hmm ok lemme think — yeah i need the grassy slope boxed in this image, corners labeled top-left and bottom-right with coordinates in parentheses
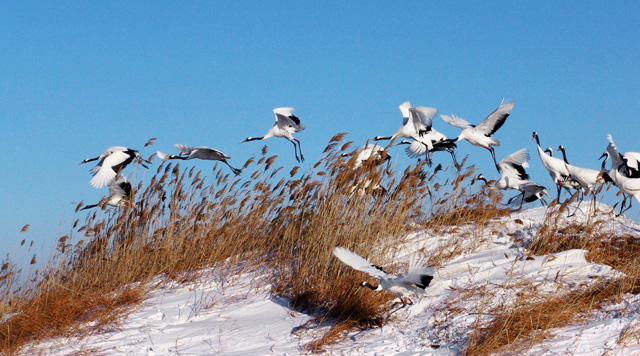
top-left (2, 135), bottom-right (640, 355)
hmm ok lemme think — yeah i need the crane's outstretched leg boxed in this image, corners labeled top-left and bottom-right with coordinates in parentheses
top-left (289, 140), bottom-right (301, 163)
top-left (223, 160), bottom-right (242, 175)
top-left (488, 147), bottom-right (501, 173)
top-left (295, 138), bottom-right (304, 163)
top-left (448, 149), bottom-right (461, 170)
top-left (618, 194), bottom-right (632, 217)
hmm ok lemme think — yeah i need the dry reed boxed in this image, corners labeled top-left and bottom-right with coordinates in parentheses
top-left (0, 134), bottom-right (512, 354)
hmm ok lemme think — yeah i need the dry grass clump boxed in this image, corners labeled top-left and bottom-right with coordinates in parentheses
top-left (464, 280), bottom-right (620, 356)
top-left (463, 200), bottom-right (640, 355)
top-left (0, 134), bottom-right (506, 354)
top-left (424, 166), bottom-right (508, 229)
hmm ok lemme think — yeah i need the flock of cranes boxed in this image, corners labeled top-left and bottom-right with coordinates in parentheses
top-left (76, 100), bottom-right (640, 308)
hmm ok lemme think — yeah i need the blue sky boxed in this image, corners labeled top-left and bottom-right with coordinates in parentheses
top-left (2, 1), bottom-right (639, 264)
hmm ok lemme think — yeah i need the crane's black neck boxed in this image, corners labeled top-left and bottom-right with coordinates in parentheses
top-left (599, 152), bottom-right (609, 170)
top-left (558, 146), bottom-right (569, 164)
top-left (244, 136), bottom-right (264, 142)
top-left (361, 282), bottom-right (378, 290)
top-left (533, 132), bottom-right (541, 147)
top-left (82, 157), bottom-right (100, 164)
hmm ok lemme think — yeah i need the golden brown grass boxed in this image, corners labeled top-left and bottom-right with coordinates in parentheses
top-left (463, 202), bottom-right (640, 355)
top-left (0, 134), bottom-right (512, 354)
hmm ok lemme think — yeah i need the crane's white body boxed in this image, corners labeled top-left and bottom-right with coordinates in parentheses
top-left (495, 148), bottom-right (531, 191)
top-left (81, 146), bottom-right (140, 188)
top-left (105, 176), bottom-right (131, 207)
top-left (400, 128), bottom-right (454, 157)
top-left (375, 102), bottom-right (438, 143)
top-left (532, 132), bottom-right (579, 199)
top-left (352, 143), bottom-right (388, 169)
top-left (242, 107), bottom-right (305, 162)
top-left (507, 182), bottom-right (549, 210)
top-left (82, 176), bottom-right (132, 210)
top-left (441, 100), bottom-right (514, 172)
top-left (333, 247), bottom-right (434, 304)
top-left (157, 144), bottom-right (241, 175)
top-left (606, 134), bottom-right (640, 178)
top-left (342, 143), bottom-right (390, 196)
top-left (556, 146), bottom-right (603, 194)
top-left (263, 107), bottom-right (305, 141)
top-left (604, 135), bottom-right (640, 205)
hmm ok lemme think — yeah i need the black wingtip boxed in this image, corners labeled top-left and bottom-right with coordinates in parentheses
top-left (415, 274), bottom-right (434, 290)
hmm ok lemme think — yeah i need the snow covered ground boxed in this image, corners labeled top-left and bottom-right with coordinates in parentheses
top-left (26, 203), bottom-right (640, 355)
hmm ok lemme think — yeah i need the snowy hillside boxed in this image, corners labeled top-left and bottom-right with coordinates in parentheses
top-left (26, 203), bottom-right (640, 355)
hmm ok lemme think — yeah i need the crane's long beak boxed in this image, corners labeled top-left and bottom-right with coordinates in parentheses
top-left (79, 157), bottom-right (98, 165)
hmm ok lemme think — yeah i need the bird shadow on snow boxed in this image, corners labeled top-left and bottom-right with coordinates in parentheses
top-left (267, 295), bottom-right (335, 335)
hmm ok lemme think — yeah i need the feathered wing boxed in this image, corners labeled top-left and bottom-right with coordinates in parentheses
top-left (441, 114), bottom-right (473, 130)
top-left (623, 152), bottom-right (640, 173)
top-left (521, 182), bottom-right (549, 201)
top-left (191, 147), bottom-right (230, 161)
top-left (475, 100), bottom-right (515, 136)
top-left (273, 107), bottom-right (304, 132)
top-left (606, 134), bottom-right (626, 165)
top-left (500, 148), bottom-right (530, 180)
top-left (275, 113), bottom-right (304, 132)
top-left (401, 269), bottom-right (435, 290)
top-left (404, 139), bottom-right (431, 158)
top-left (500, 148), bottom-right (529, 168)
top-left (273, 107), bottom-right (295, 121)
top-left (175, 144), bottom-right (197, 156)
top-left (408, 106), bottom-right (437, 133)
top-left (355, 144), bottom-right (385, 165)
top-left (108, 177), bottom-right (131, 198)
top-left (402, 254), bottom-right (435, 289)
top-left (507, 192), bottom-right (524, 207)
top-left (399, 101), bottom-right (411, 125)
top-left (156, 151), bottom-right (171, 161)
top-left (333, 247), bottom-right (389, 280)
top-left (89, 150), bottom-right (131, 188)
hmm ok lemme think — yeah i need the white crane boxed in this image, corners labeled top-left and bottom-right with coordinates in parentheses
top-left (342, 143), bottom-right (390, 169)
top-left (80, 147), bottom-right (144, 188)
top-left (332, 247), bottom-right (434, 308)
top-left (604, 134), bottom-right (640, 178)
top-left (81, 176), bottom-right (132, 210)
top-left (157, 144), bottom-right (242, 175)
top-left (556, 145), bottom-right (605, 215)
top-left (374, 103), bottom-right (439, 146)
top-left (440, 100), bottom-right (515, 173)
top-left (494, 148), bottom-right (531, 191)
top-left (507, 182), bottom-right (549, 211)
top-left (346, 143), bottom-right (390, 192)
top-left (398, 134), bottom-right (459, 168)
top-left (241, 107), bottom-right (305, 163)
top-left (341, 143), bottom-right (390, 196)
top-left (556, 145), bottom-right (604, 195)
top-left (601, 135), bottom-right (640, 216)
top-left (471, 149), bottom-right (530, 190)
top-left (470, 148), bottom-right (547, 211)
top-left (531, 132), bottom-right (579, 202)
